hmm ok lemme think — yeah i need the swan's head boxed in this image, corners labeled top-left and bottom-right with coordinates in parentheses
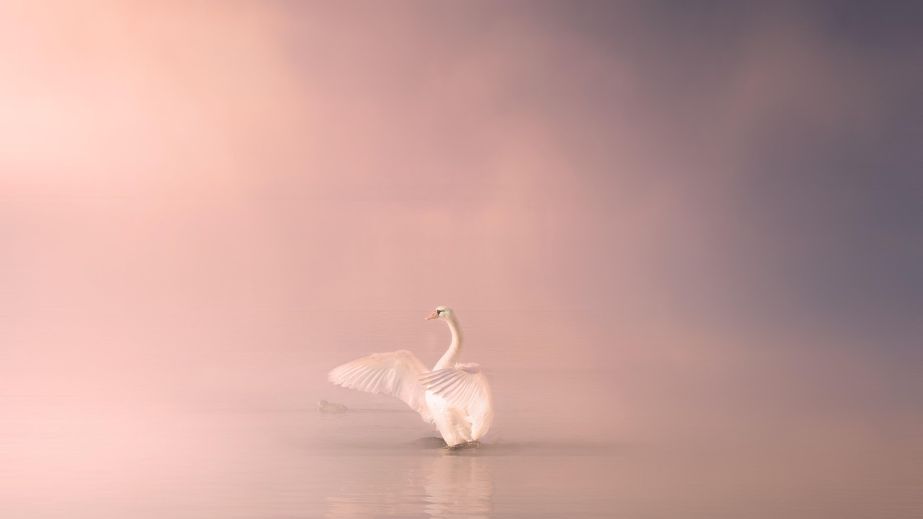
top-left (425, 306), bottom-right (452, 321)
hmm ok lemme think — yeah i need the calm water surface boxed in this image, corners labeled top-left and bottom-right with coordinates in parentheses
top-left (1, 379), bottom-right (919, 518)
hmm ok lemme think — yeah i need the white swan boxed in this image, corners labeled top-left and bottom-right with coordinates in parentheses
top-left (328, 306), bottom-right (493, 448)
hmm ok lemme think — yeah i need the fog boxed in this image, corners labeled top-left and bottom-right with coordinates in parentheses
top-left (1, 1), bottom-right (920, 517)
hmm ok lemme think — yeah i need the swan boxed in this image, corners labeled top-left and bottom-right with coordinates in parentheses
top-left (328, 306), bottom-right (493, 448)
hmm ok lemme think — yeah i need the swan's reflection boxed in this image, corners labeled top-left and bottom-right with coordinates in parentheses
top-left (423, 453), bottom-right (492, 518)
top-left (325, 450), bottom-right (492, 518)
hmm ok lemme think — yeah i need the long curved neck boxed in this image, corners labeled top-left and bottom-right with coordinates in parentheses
top-left (433, 317), bottom-right (462, 370)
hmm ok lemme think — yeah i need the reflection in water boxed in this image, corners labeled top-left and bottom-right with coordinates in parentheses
top-left (423, 453), bottom-right (492, 519)
top-left (325, 451), bottom-right (492, 518)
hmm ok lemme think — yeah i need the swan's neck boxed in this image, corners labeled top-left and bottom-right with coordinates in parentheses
top-left (433, 317), bottom-right (462, 370)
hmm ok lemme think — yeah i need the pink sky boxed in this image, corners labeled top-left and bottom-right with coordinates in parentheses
top-left (1, 1), bottom-right (920, 442)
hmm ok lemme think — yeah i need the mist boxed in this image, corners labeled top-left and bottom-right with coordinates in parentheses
top-left (1, 1), bottom-right (920, 517)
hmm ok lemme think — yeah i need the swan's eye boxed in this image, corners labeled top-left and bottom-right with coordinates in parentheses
top-left (436, 309), bottom-right (443, 315)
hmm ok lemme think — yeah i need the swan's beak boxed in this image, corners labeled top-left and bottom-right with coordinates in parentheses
top-left (425, 310), bottom-right (439, 320)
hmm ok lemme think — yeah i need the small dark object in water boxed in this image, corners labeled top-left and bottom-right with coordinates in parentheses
top-left (317, 399), bottom-right (348, 414)
top-left (446, 440), bottom-right (480, 450)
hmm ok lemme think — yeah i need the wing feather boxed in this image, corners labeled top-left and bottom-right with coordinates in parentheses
top-left (419, 362), bottom-right (493, 438)
top-left (328, 350), bottom-right (432, 423)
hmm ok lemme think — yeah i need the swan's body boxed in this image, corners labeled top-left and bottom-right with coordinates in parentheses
top-left (327, 306), bottom-right (493, 447)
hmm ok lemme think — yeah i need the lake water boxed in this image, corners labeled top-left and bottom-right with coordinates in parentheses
top-left (2, 371), bottom-right (919, 519)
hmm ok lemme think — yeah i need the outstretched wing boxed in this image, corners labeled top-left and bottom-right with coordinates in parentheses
top-left (420, 362), bottom-right (493, 438)
top-left (328, 350), bottom-right (432, 423)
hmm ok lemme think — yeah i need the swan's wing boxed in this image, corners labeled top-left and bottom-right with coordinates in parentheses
top-left (328, 350), bottom-right (432, 423)
top-left (420, 363), bottom-right (493, 438)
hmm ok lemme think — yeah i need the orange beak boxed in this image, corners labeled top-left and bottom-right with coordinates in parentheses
top-left (425, 310), bottom-right (439, 320)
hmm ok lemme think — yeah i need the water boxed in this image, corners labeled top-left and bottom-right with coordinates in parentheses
top-left (2, 376), bottom-right (919, 519)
